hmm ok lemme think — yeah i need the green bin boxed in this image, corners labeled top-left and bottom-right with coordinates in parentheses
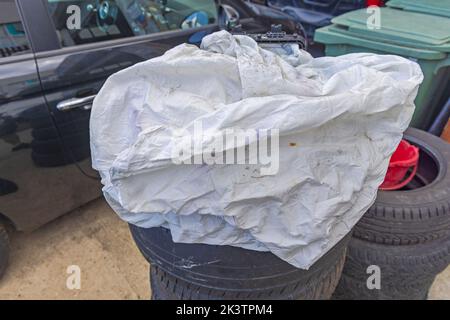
top-left (387, 0), bottom-right (450, 18)
top-left (314, 7), bottom-right (450, 129)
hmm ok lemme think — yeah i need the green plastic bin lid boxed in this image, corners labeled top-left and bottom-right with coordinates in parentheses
top-left (330, 7), bottom-right (450, 53)
top-left (314, 24), bottom-right (448, 60)
top-left (387, 0), bottom-right (450, 18)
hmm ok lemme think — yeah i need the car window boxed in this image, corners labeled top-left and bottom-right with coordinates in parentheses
top-left (0, 0), bottom-right (31, 58)
top-left (45, 0), bottom-right (218, 47)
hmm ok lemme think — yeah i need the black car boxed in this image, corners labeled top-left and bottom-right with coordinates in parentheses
top-left (0, 0), bottom-right (300, 278)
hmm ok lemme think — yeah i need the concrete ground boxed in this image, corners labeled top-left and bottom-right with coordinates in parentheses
top-left (0, 198), bottom-right (449, 300)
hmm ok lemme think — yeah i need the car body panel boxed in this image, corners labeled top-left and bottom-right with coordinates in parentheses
top-left (0, 53), bottom-right (102, 231)
top-left (0, 0), bottom-right (299, 231)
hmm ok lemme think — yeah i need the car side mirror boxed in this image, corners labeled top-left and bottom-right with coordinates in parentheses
top-left (219, 4), bottom-right (240, 31)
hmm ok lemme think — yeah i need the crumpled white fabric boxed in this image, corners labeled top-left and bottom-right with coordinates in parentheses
top-left (90, 30), bottom-right (423, 269)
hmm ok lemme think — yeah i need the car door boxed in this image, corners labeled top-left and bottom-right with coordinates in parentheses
top-left (0, 0), bottom-right (102, 231)
top-left (23, 0), bottom-right (297, 180)
top-left (21, 0), bottom-right (219, 179)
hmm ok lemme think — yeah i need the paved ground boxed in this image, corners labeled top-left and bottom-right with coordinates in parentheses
top-left (0, 199), bottom-right (149, 300)
top-left (0, 198), bottom-right (449, 300)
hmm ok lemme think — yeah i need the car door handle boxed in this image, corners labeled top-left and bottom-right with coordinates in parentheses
top-left (56, 95), bottom-right (96, 112)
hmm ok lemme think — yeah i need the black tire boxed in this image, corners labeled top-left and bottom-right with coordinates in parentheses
top-left (130, 225), bottom-right (351, 300)
top-left (0, 222), bottom-right (10, 279)
top-left (332, 235), bottom-right (450, 300)
top-left (333, 273), bottom-right (434, 300)
top-left (353, 128), bottom-right (450, 246)
top-left (150, 251), bottom-right (346, 300)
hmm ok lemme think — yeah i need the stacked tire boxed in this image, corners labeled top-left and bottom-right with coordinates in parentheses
top-left (130, 225), bottom-right (351, 300)
top-left (333, 128), bottom-right (450, 300)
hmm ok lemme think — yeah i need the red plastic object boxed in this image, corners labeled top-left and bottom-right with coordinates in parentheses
top-left (379, 140), bottom-right (420, 191)
top-left (366, 0), bottom-right (383, 7)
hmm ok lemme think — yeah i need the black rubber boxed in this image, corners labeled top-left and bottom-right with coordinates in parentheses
top-left (333, 272), bottom-right (435, 300)
top-left (130, 225), bottom-right (351, 300)
top-left (353, 128), bottom-right (450, 246)
top-left (332, 235), bottom-right (450, 300)
top-left (150, 250), bottom-right (346, 300)
top-left (0, 222), bottom-right (10, 279)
